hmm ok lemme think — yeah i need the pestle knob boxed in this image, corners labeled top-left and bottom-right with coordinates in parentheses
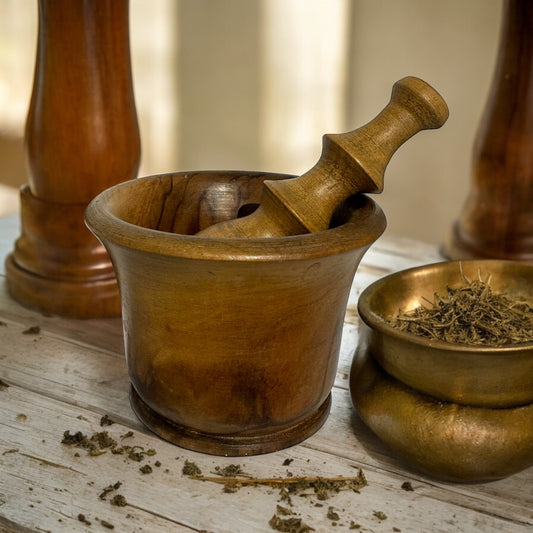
top-left (197, 76), bottom-right (449, 239)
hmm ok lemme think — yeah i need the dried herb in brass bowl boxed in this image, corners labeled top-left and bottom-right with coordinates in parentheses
top-left (356, 260), bottom-right (533, 408)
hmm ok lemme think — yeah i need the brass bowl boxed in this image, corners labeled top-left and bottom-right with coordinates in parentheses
top-left (350, 350), bottom-right (533, 482)
top-left (357, 260), bottom-right (533, 408)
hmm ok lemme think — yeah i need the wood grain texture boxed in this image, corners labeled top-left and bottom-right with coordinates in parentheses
top-left (445, 0), bottom-right (533, 262)
top-left (5, 0), bottom-right (140, 318)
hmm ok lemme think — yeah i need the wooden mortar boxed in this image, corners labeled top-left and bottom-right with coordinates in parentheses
top-left (85, 171), bottom-right (386, 455)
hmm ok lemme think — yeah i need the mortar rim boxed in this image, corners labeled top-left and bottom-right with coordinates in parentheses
top-left (85, 171), bottom-right (387, 262)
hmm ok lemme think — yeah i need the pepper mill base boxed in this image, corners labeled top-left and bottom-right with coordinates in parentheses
top-left (5, 254), bottom-right (121, 319)
top-left (443, 221), bottom-right (533, 264)
top-left (5, 186), bottom-right (121, 318)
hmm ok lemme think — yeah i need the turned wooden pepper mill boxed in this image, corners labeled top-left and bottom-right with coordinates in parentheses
top-left (198, 76), bottom-right (449, 239)
top-left (444, 0), bottom-right (533, 263)
top-left (5, 0), bottom-right (140, 318)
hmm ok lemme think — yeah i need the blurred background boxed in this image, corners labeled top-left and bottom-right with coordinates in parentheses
top-left (0, 0), bottom-right (501, 244)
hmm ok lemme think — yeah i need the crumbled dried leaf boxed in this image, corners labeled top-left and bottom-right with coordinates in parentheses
top-left (127, 449), bottom-right (144, 462)
top-left (223, 481), bottom-right (241, 494)
top-left (77, 514), bottom-right (91, 525)
top-left (182, 460), bottom-right (202, 477)
top-left (327, 507), bottom-right (340, 521)
top-left (269, 515), bottom-right (315, 532)
top-left (276, 505), bottom-right (294, 516)
top-left (401, 481), bottom-right (414, 492)
top-left (214, 464), bottom-right (247, 477)
top-left (99, 482), bottom-right (122, 500)
top-left (61, 430), bottom-right (155, 463)
top-left (22, 326), bottom-right (40, 335)
top-left (139, 464), bottom-right (153, 474)
top-left (100, 414), bottom-right (115, 426)
top-left (373, 510), bottom-right (387, 520)
top-left (110, 494), bottom-right (127, 507)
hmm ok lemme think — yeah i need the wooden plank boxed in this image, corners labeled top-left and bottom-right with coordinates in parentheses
top-left (2, 383), bottom-right (531, 533)
top-left (1, 217), bottom-right (532, 531)
top-left (0, 315), bottom-right (135, 428)
top-left (0, 314), bottom-right (531, 530)
top-left (0, 282), bottom-right (125, 356)
top-left (362, 234), bottom-right (445, 273)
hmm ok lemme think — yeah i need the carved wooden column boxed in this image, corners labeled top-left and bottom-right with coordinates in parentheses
top-left (5, 0), bottom-right (140, 317)
top-left (444, 0), bottom-right (533, 263)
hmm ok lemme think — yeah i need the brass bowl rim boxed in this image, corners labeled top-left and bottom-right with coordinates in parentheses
top-left (85, 171), bottom-right (386, 262)
top-left (358, 259), bottom-right (533, 355)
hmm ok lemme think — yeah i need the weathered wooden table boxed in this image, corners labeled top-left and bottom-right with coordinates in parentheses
top-left (1, 214), bottom-right (531, 532)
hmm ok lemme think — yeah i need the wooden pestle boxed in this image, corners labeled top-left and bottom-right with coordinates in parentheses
top-left (197, 76), bottom-right (449, 238)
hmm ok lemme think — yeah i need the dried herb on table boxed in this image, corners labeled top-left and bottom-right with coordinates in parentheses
top-left (401, 481), bottom-right (414, 492)
top-left (22, 325), bottom-right (41, 335)
top-left (187, 470), bottom-right (368, 501)
top-left (390, 276), bottom-right (533, 345)
top-left (77, 514), bottom-right (91, 526)
top-left (276, 505), bottom-right (294, 516)
top-left (326, 506), bottom-right (340, 521)
top-left (373, 510), bottom-right (387, 521)
top-left (61, 429), bottom-right (156, 461)
top-left (99, 482), bottom-right (122, 500)
top-left (110, 494), bottom-right (127, 507)
top-left (139, 464), bottom-right (153, 474)
top-left (269, 515), bottom-right (315, 532)
top-left (182, 459), bottom-right (202, 477)
top-left (100, 414), bottom-right (115, 426)
top-left (213, 464), bottom-right (249, 477)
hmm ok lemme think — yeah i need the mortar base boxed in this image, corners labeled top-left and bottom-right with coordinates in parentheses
top-left (130, 386), bottom-right (331, 456)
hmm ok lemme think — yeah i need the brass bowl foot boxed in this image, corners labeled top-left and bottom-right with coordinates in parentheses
top-left (350, 347), bottom-right (533, 482)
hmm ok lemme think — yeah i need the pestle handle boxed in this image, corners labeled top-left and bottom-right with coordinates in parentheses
top-left (198, 76), bottom-right (449, 238)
